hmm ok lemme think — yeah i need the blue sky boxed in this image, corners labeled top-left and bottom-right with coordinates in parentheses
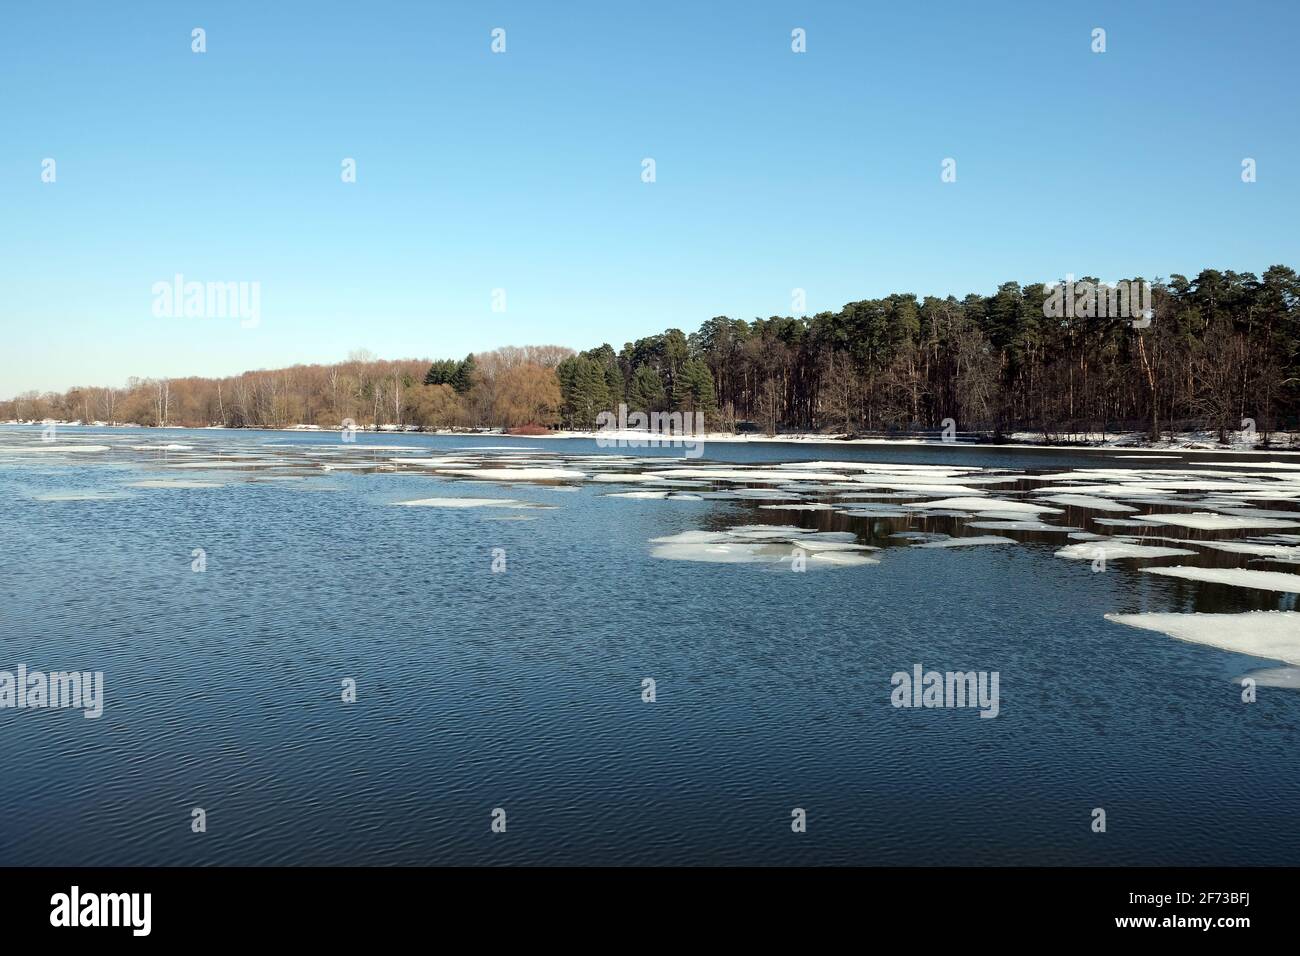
top-left (2, 0), bottom-right (1297, 395)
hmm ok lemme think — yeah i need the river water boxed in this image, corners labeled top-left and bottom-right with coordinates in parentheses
top-left (1, 426), bottom-right (1297, 865)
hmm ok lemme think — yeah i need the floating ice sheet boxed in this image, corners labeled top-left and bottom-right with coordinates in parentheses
top-left (911, 536), bottom-right (1016, 548)
top-left (1141, 512), bottom-right (1300, 531)
top-left (851, 482), bottom-right (992, 495)
top-left (645, 468), bottom-right (844, 482)
top-left (394, 497), bottom-right (551, 509)
top-left (911, 497), bottom-right (1061, 514)
top-left (1142, 566), bottom-right (1300, 593)
top-left (125, 479), bottom-right (225, 489)
top-left (1035, 494), bottom-right (1137, 512)
top-left (648, 526), bottom-right (878, 567)
top-left (435, 467), bottom-right (587, 481)
top-left (968, 520), bottom-right (1082, 532)
top-left (651, 540), bottom-right (877, 566)
top-left (1194, 541), bottom-right (1300, 560)
top-left (1055, 541), bottom-right (1195, 560)
top-left (1105, 611), bottom-right (1300, 665)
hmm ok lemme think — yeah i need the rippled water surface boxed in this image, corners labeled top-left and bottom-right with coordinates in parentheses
top-left (2, 426), bottom-right (1299, 865)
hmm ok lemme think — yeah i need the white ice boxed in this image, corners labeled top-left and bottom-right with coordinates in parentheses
top-left (1055, 542), bottom-right (1196, 560)
top-left (1105, 611), bottom-right (1300, 665)
top-left (1035, 494), bottom-right (1137, 512)
top-left (394, 497), bottom-right (547, 508)
top-left (436, 467), bottom-right (587, 481)
top-left (911, 497), bottom-right (1061, 514)
top-left (911, 536), bottom-right (1016, 548)
top-left (968, 520), bottom-right (1082, 532)
top-left (1141, 512), bottom-right (1300, 531)
top-left (1142, 566), bottom-right (1300, 593)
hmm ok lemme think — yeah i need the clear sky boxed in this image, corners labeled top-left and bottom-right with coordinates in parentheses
top-left (2, 0), bottom-right (1297, 395)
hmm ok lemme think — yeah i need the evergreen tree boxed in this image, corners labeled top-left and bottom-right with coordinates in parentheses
top-left (556, 355), bottom-right (611, 428)
top-left (451, 354), bottom-right (477, 394)
top-left (424, 359), bottom-right (458, 386)
top-left (577, 344), bottom-right (624, 407)
top-left (672, 358), bottom-right (717, 420)
top-left (628, 365), bottom-right (667, 412)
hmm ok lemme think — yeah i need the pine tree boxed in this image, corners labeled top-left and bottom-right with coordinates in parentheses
top-left (424, 359), bottom-right (458, 386)
top-left (628, 365), bottom-right (667, 412)
top-left (556, 355), bottom-right (611, 428)
top-left (672, 358), bottom-right (717, 422)
top-left (451, 354), bottom-right (477, 394)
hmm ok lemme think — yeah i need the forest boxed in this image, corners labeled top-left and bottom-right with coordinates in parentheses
top-left (5, 267), bottom-right (1298, 442)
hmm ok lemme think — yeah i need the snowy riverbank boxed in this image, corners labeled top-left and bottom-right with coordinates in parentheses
top-left (7, 420), bottom-right (1300, 456)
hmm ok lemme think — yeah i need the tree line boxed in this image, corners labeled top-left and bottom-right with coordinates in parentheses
top-left (0, 346), bottom-right (569, 432)
top-left (556, 266), bottom-right (1300, 442)
top-left (5, 266), bottom-right (1298, 441)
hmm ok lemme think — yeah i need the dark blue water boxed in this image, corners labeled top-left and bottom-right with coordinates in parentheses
top-left (2, 427), bottom-right (1298, 865)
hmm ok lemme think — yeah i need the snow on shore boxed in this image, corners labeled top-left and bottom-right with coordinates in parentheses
top-left (14, 421), bottom-right (1300, 456)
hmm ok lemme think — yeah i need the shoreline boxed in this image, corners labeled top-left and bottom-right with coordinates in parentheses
top-left (7, 420), bottom-right (1300, 457)
top-left (540, 428), bottom-right (1300, 456)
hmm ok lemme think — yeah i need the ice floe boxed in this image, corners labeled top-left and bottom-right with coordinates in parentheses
top-left (850, 482), bottom-right (993, 495)
top-left (967, 520), bottom-right (1082, 532)
top-left (1140, 512), bottom-right (1300, 531)
top-left (1193, 541), bottom-right (1300, 560)
top-left (435, 467), bottom-right (587, 481)
top-left (1035, 494), bottom-right (1137, 512)
top-left (911, 497), bottom-right (1061, 514)
top-left (645, 468), bottom-right (845, 482)
top-left (648, 527), bottom-right (879, 567)
top-left (125, 479), bottom-right (225, 489)
top-left (394, 497), bottom-right (551, 509)
top-left (1142, 566), bottom-right (1300, 593)
top-left (1055, 541), bottom-right (1196, 560)
top-left (911, 535), bottom-right (1016, 548)
top-left (1105, 611), bottom-right (1300, 665)
top-left (1091, 517), bottom-right (1161, 527)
